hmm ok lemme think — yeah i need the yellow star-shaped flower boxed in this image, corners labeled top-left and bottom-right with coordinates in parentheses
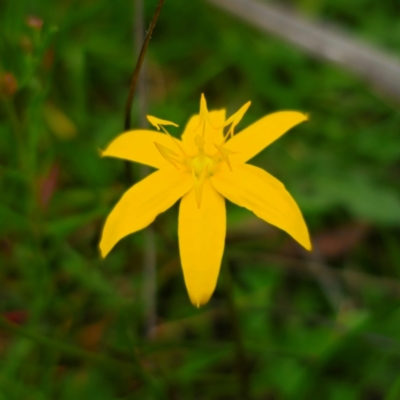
top-left (100, 94), bottom-right (311, 307)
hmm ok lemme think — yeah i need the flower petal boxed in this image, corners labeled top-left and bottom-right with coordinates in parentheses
top-left (211, 162), bottom-right (311, 250)
top-left (101, 130), bottom-right (184, 169)
top-left (100, 168), bottom-right (192, 258)
top-left (181, 110), bottom-right (226, 155)
top-left (224, 111), bottom-right (308, 163)
top-left (178, 180), bottom-right (226, 307)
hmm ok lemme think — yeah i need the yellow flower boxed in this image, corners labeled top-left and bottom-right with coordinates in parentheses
top-left (100, 94), bottom-right (311, 307)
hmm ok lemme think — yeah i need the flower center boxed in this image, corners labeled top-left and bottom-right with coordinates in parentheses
top-left (191, 154), bottom-right (214, 178)
top-left (191, 134), bottom-right (218, 179)
top-left (151, 92), bottom-right (252, 207)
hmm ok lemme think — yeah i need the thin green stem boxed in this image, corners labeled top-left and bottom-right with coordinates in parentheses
top-left (0, 316), bottom-right (132, 372)
top-left (122, 311), bottom-right (163, 395)
top-left (0, 315), bottom-right (164, 394)
top-left (224, 260), bottom-right (251, 400)
top-left (1, 96), bottom-right (24, 169)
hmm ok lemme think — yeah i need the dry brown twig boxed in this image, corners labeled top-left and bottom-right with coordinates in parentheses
top-left (207, 0), bottom-right (400, 102)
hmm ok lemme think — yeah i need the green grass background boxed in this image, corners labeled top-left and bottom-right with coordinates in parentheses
top-left (1, 0), bottom-right (400, 398)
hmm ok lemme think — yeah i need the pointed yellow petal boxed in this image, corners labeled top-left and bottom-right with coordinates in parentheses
top-left (100, 169), bottom-right (192, 258)
top-left (178, 180), bottom-right (226, 307)
top-left (199, 93), bottom-right (209, 122)
top-left (101, 130), bottom-right (184, 169)
top-left (181, 115), bottom-right (200, 155)
top-left (211, 162), bottom-right (311, 251)
top-left (181, 110), bottom-right (226, 155)
top-left (224, 112), bottom-right (308, 163)
top-left (147, 115), bottom-right (179, 130)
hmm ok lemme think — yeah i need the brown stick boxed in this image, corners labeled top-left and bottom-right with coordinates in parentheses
top-left (124, 0), bottom-right (165, 131)
top-left (207, 0), bottom-right (400, 102)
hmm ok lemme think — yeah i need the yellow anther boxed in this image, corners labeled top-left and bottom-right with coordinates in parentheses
top-left (223, 101), bottom-right (251, 141)
top-left (147, 115), bottom-right (179, 130)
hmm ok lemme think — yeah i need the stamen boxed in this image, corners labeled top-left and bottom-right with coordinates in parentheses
top-left (214, 143), bottom-right (234, 171)
top-left (223, 101), bottom-right (251, 141)
top-left (160, 125), bottom-right (190, 159)
top-left (147, 115), bottom-right (179, 130)
top-left (154, 142), bottom-right (183, 170)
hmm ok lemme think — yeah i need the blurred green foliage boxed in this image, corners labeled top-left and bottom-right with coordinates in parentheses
top-left (1, 0), bottom-right (400, 398)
